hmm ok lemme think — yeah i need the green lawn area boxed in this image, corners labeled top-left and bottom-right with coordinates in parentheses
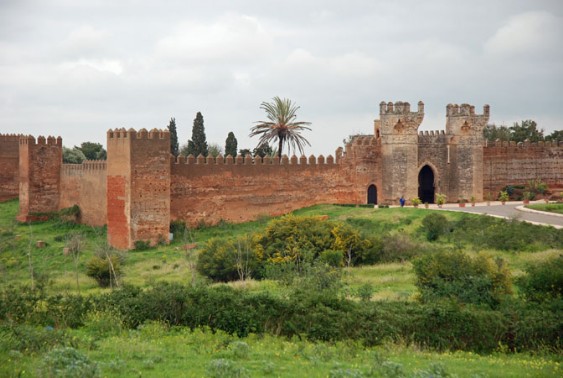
top-left (526, 202), bottom-right (563, 214)
top-left (0, 199), bottom-right (561, 377)
top-left (1, 327), bottom-right (560, 377)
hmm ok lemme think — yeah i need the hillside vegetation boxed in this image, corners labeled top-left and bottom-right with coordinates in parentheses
top-left (0, 199), bottom-right (561, 377)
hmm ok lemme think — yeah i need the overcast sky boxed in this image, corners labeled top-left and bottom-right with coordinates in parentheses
top-left (1, 0), bottom-right (562, 156)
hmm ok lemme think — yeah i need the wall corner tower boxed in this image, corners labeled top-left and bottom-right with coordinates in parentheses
top-left (17, 136), bottom-right (62, 222)
top-left (106, 128), bottom-right (170, 249)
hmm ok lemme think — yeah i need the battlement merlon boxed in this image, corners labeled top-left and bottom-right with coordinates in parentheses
top-left (18, 135), bottom-right (62, 147)
top-left (445, 103), bottom-right (490, 135)
top-left (107, 128), bottom-right (170, 140)
top-left (379, 100), bottom-right (424, 116)
top-left (378, 101), bottom-right (424, 135)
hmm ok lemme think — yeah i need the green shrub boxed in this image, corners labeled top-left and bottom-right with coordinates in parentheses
top-left (0, 324), bottom-right (70, 354)
top-left (133, 240), bottom-right (151, 251)
top-left (207, 358), bottom-right (248, 378)
top-left (38, 347), bottom-right (100, 378)
top-left (413, 251), bottom-right (512, 307)
top-left (517, 255), bottom-right (562, 302)
top-left (86, 255), bottom-right (122, 288)
top-left (228, 341), bottom-right (250, 359)
top-left (197, 236), bottom-right (263, 282)
top-left (379, 233), bottom-right (420, 262)
top-left (451, 215), bottom-right (563, 251)
top-left (254, 215), bottom-right (334, 263)
top-left (83, 310), bottom-right (124, 338)
top-left (420, 213), bottom-right (450, 241)
top-left (319, 249), bottom-right (344, 267)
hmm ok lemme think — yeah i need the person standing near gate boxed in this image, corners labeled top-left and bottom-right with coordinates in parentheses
top-left (399, 196), bottom-right (405, 207)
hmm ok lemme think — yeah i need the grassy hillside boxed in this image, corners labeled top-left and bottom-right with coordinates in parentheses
top-left (0, 199), bottom-right (561, 377)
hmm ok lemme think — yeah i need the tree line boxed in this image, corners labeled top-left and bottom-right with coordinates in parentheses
top-left (63, 97), bottom-right (311, 163)
top-left (483, 120), bottom-right (561, 143)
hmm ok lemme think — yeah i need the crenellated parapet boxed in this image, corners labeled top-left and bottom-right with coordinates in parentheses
top-left (418, 130), bottom-right (447, 145)
top-left (18, 135), bottom-right (62, 147)
top-left (172, 153), bottom-right (339, 166)
top-left (446, 103), bottom-right (490, 137)
top-left (378, 100), bottom-right (424, 136)
top-left (0, 133), bottom-right (23, 143)
top-left (484, 139), bottom-right (563, 149)
top-left (107, 127), bottom-right (169, 140)
top-left (62, 160), bottom-right (107, 176)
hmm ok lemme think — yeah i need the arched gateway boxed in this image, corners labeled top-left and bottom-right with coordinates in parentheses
top-left (418, 165), bottom-right (435, 203)
top-left (367, 185), bottom-right (377, 204)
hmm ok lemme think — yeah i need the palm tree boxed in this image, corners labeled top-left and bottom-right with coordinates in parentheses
top-left (250, 97), bottom-right (312, 158)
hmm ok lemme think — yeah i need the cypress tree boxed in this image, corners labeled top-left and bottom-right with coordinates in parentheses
top-left (225, 132), bottom-right (238, 158)
top-left (186, 112), bottom-right (208, 157)
top-left (168, 117), bottom-right (179, 157)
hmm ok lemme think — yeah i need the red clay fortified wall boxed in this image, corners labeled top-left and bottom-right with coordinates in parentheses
top-left (483, 140), bottom-right (563, 196)
top-left (106, 128), bottom-right (170, 249)
top-left (170, 153), bottom-right (360, 226)
top-left (17, 136), bottom-right (62, 222)
top-left (0, 134), bottom-right (20, 201)
top-left (60, 161), bottom-right (107, 226)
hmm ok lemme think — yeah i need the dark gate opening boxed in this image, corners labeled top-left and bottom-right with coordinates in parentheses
top-left (367, 185), bottom-right (377, 204)
top-left (418, 166), bottom-right (435, 203)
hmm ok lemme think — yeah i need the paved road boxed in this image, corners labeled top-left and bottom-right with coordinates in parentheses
top-left (437, 202), bottom-right (563, 229)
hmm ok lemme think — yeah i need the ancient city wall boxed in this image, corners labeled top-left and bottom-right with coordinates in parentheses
top-left (483, 140), bottom-right (563, 196)
top-left (17, 136), bottom-right (62, 222)
top-left (170, 152), bottom-right (359, 225)
top-left (60, 161), bottom-right (107, 226)
top-left (106, 128), bottom-right (170, 249)
top-left (0, 134), bottom-right (20, 200)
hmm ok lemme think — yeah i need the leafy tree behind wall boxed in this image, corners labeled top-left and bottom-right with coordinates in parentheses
top-left (225, 131), bottom-right (238, 158)
top-left (168, 117), bottom-right (179, 157)
top-left (483, 120), bottom-right (550, 143)
top-left (509, 120), bottom-right (543, 143)
top-left (483, 124), bottom-right (511, 142)
top-left (239, 148), bottom-right (251, 158)
top-left (79, 142), bottom-right (106, 160)
top-left (208, 143), bottom-right (223, 158)
top-left (253, 142), bottom-right (273, 158)
top-left (63, 147), bottom-right (87, 164)
top-left (545, 130), bottom-right (563, 141)
top-left (184, 112), bottom-right (208, 157)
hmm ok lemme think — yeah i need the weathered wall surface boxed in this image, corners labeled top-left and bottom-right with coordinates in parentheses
top-left (417, 131), bottom-right (449, 197)
top-left (60, 161), bottom-right (107, 226)
top-left (170, 153), bottom-right (359, 226)
top-left (106, 128), bottom-right (170, 249)
top-left (17, 136), bottom-right (62, 222)
top-left (379, 101), bottom-right (425, 203)
top-left (106, 130), bottom-right (131, 249)
top-left (343, 135), bottom-right (382, 203)
top-left (483, 141), bottom-right (563, 196)
top-left (129, 129), bottom-right (170, 245)
top-left (0, 134), bottom-right (20, 200)
top-left (445, 104), bottom-right (489, 201)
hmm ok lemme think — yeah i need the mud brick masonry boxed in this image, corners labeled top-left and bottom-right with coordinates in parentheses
top-left (1, 101), bottom-right (561, 249)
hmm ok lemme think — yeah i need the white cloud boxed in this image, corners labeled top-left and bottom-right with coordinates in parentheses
top-left (59, 25), bottom-right (111, 58)
top-left (59, 59), bottom-right (123, 76)
top-left (155, 13), bottom-right (273, 66)
top-left (485, 11), bottom-right (563, 56)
